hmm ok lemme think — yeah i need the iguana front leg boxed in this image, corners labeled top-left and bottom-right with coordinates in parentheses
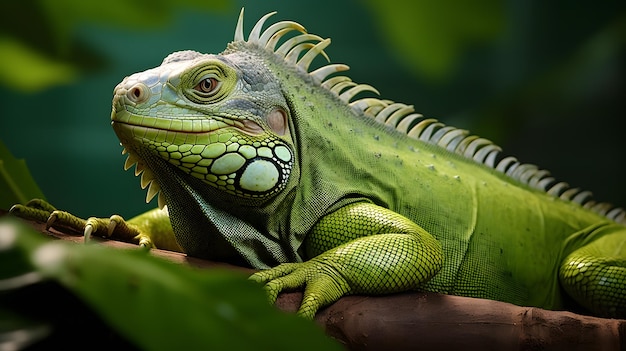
top-left (10, 199), bottom-right (181, 252)
top-left (250, 202), bottom-right (444, 318)
top-left (559, 224), bottom-right (626, 317)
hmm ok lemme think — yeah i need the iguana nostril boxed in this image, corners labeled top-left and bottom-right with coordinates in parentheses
top-left (126, 84), bottom-right (148, 103)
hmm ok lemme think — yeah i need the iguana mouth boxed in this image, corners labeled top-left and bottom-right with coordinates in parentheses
top-left (112, 113), bottom-right (231, 134)
top-left (111, 109), bottom-right (264, 137)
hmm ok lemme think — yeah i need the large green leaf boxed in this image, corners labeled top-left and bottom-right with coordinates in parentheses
top-left (0, 218), bottom-right (341, 350)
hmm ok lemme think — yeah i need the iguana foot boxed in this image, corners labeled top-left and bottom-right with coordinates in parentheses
top-left (250, 261), bottom-right (350, 319)
top-left (9, 199), bottom-right (152, 248)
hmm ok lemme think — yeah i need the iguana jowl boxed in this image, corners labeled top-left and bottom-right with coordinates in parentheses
top-left (12, 10), bottom-right (626, 319)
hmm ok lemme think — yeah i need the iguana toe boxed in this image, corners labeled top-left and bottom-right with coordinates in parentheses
top-left (25, 198), bottom-right (57, 212)
top-left (298, 273), bottom-right (348, 319)
top-left (46, 210), bottom-right (87, 234)
top-left (9, 203), bottom-right (50, 223)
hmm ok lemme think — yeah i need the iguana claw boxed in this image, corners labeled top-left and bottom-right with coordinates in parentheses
top-left (84, 221), bottom-right (94, 242)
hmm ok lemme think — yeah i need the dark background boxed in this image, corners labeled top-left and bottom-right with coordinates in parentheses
top-left (1, 0), bottom-right (624, 218)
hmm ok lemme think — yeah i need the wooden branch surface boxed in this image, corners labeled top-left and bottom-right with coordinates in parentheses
top-left (7, 215), bottom-right (625, 351)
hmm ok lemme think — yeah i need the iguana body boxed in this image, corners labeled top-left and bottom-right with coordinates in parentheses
top-left (13, 10), bottom-right (626, 319)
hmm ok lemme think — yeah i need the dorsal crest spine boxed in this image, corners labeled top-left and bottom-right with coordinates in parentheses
top-left (232, 9), bottom-right (625, 224)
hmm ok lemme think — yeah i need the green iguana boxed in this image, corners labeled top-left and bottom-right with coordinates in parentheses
top-left (11, 10), bottom-right (626, 319)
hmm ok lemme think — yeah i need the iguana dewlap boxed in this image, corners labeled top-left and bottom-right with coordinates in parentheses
top-left (13, 9), bottom-right (626, 319)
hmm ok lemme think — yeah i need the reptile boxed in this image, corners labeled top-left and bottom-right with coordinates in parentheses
top-left (11, 9), bottom-right (626, 319)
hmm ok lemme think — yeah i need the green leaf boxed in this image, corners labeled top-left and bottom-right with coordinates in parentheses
top-left (0, 219), bottom-right (342, 350)
top-left (0, 140), bottom-right (45, 209)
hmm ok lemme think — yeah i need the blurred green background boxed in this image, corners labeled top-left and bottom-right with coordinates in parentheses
top-left (1, 0), bottom-right (624, 218)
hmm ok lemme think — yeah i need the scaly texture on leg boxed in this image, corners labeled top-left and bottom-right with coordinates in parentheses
top-left (559, 231), bottom-right (626, 317)
top-left (251, 202), bottom-right (443, 318)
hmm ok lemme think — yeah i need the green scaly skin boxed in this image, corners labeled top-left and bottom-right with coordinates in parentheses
top-left (11, 10), bottom-right (626, 319)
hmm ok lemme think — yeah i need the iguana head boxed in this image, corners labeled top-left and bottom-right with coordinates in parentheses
top-left (111, 12), bottom-right (306, 207)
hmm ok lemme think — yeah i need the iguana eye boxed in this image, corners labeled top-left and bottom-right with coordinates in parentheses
top-left (182, 61), bottom-right (236, 103)
top-left (194, 77), bottom-right (221, 95)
